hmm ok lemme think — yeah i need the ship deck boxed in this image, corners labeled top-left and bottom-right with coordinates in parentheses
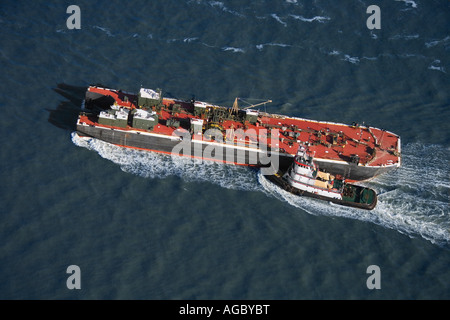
top-left (82, 86), bottom-right (401, 169)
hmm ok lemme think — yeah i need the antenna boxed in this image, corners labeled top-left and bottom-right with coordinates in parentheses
top-left (242, 99), bottom-right (272, 110)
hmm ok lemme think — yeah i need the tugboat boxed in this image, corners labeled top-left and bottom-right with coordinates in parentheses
top-left (264, 145), bottom-right (378, 210)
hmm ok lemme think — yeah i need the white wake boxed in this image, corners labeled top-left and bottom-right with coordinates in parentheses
top-left (72, 133), bottom-right (450, 247)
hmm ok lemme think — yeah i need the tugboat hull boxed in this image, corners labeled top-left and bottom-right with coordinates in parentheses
top-left (264, 173), bottom-right (378, 210)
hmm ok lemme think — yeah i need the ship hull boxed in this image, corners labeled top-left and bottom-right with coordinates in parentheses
top-left (76, 122), bottom-right (294, 169)
top-left (76, 122), bottom-right (397, 181)
top-left (313, 159), bottom-right (397, 181)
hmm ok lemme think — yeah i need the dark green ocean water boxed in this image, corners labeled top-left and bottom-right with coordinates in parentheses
top-left (0, 0), bottom-right (449, 299)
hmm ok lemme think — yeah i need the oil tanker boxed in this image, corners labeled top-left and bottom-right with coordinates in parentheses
top-left (75, 85), bottom-right (401, 181)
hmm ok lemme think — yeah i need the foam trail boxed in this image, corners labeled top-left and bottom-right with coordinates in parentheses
top-left (428, 60), bottom-right (446, 73)
top-left (395, 0), bottom-right (418, 8)
top-left (93, 26), bottom-right (114, 37)
top-left (425, 36), bottom-right (450, 49)
top-left (208, 1), bottom-right (245, 17)
top-left (72, 133), bottom-right (449, 247)
top-left (289, 15), bottom-right (330, 23)
top-left (183, 37), bottom-right (199, 43)
top-left (328, 50), bottom-right (340, 56)
top-left (389, 34), bottom-right (420, 40)
top-left (256, 43), bottom-right (291, 51)
top-left (222, 47), bottom-right (245, 53)
top-left (270, 14), bottom-right (287, 27)
top-left (259, 143), bottom-right (450, 248)
top-left (71, 132), bottom-right (261, 192)
top-left (342, 54), bottom-right (360, 64)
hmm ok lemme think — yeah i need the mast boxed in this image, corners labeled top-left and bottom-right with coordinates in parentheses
top-left (229, 97), bottom-right (272, 114)
top-left (230, 97), bottom-right (239, 115)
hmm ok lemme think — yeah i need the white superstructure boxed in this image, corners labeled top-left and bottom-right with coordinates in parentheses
top-left (283, 146), bottom-right (343, 200)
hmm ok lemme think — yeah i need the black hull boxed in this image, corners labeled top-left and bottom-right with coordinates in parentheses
top-left (76, 122), bottom-right (395, 181)
top-left (264, 174), bottom-right (377, 210)
top-left (76, 123), bottom-right (294, 170)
